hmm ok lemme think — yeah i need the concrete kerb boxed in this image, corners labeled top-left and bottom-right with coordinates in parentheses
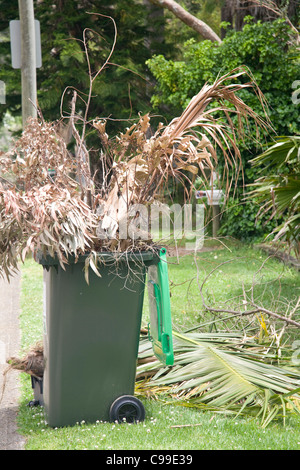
top-left (0, 273), bottom-right (26, 450)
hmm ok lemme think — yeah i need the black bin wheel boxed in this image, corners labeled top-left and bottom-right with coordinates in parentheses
top-left (109, 395), bottom-right (145, 423)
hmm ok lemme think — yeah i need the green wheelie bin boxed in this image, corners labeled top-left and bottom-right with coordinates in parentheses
top-left (38, 248), bottom-right (173, 427)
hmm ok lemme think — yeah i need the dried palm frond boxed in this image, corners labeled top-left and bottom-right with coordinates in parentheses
top-left (136, 331), bottom-right (300, 427)
top-left (95, 67), bottom-right (272, 241)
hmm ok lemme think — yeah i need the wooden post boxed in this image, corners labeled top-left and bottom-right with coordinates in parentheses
top-left (18, 0), bottom-right (37, 126)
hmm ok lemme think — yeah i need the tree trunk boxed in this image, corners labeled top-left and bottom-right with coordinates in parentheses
top-left (148, 0), bottom-right (222, 43)
top-left (221, 0), bottom-right (234, 38)
top-left (144, 0), bottom-right (165, 54)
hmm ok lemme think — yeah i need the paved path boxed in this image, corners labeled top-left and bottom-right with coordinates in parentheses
top-left (0, 273), bottom-right (25, 450)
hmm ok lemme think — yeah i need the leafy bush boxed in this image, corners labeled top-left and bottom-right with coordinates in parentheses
top-left (218, 197), bottom-right (282, 243)
top-left (147, 18), bottom-right (299, 134)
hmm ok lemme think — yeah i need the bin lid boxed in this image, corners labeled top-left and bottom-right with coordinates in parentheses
top-left (147, 248), bottom-right (174, 366)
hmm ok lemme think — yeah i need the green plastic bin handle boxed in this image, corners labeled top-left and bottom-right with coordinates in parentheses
top-left (147, 248), bottom-right (174, 366)
top-left (148, 280), bottom-right (162, 340)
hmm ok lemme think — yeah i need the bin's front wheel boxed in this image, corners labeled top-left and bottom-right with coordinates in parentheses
top-left (109, 395), bottom-right (145, 423)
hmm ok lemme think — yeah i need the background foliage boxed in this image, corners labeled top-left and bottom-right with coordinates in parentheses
top-left (147, 18), bottom-right (300, 240)
top-left (0, 0), bottom-right (221, 131)
top-left (0, 0), bottom-right (155, 131)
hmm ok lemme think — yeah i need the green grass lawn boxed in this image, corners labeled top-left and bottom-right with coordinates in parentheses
top-left (16, 241), bottom-right (300, 450)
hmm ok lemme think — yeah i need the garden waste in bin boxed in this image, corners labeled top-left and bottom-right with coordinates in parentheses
top-left (38, 248), bottom-right (173, 427)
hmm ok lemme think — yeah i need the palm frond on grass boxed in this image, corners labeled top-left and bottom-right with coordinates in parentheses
top-left (136, 331), bottom-right (300, 427)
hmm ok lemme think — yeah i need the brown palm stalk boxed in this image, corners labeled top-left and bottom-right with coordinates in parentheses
top-left (97, 67), bottom-right (272, 239)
